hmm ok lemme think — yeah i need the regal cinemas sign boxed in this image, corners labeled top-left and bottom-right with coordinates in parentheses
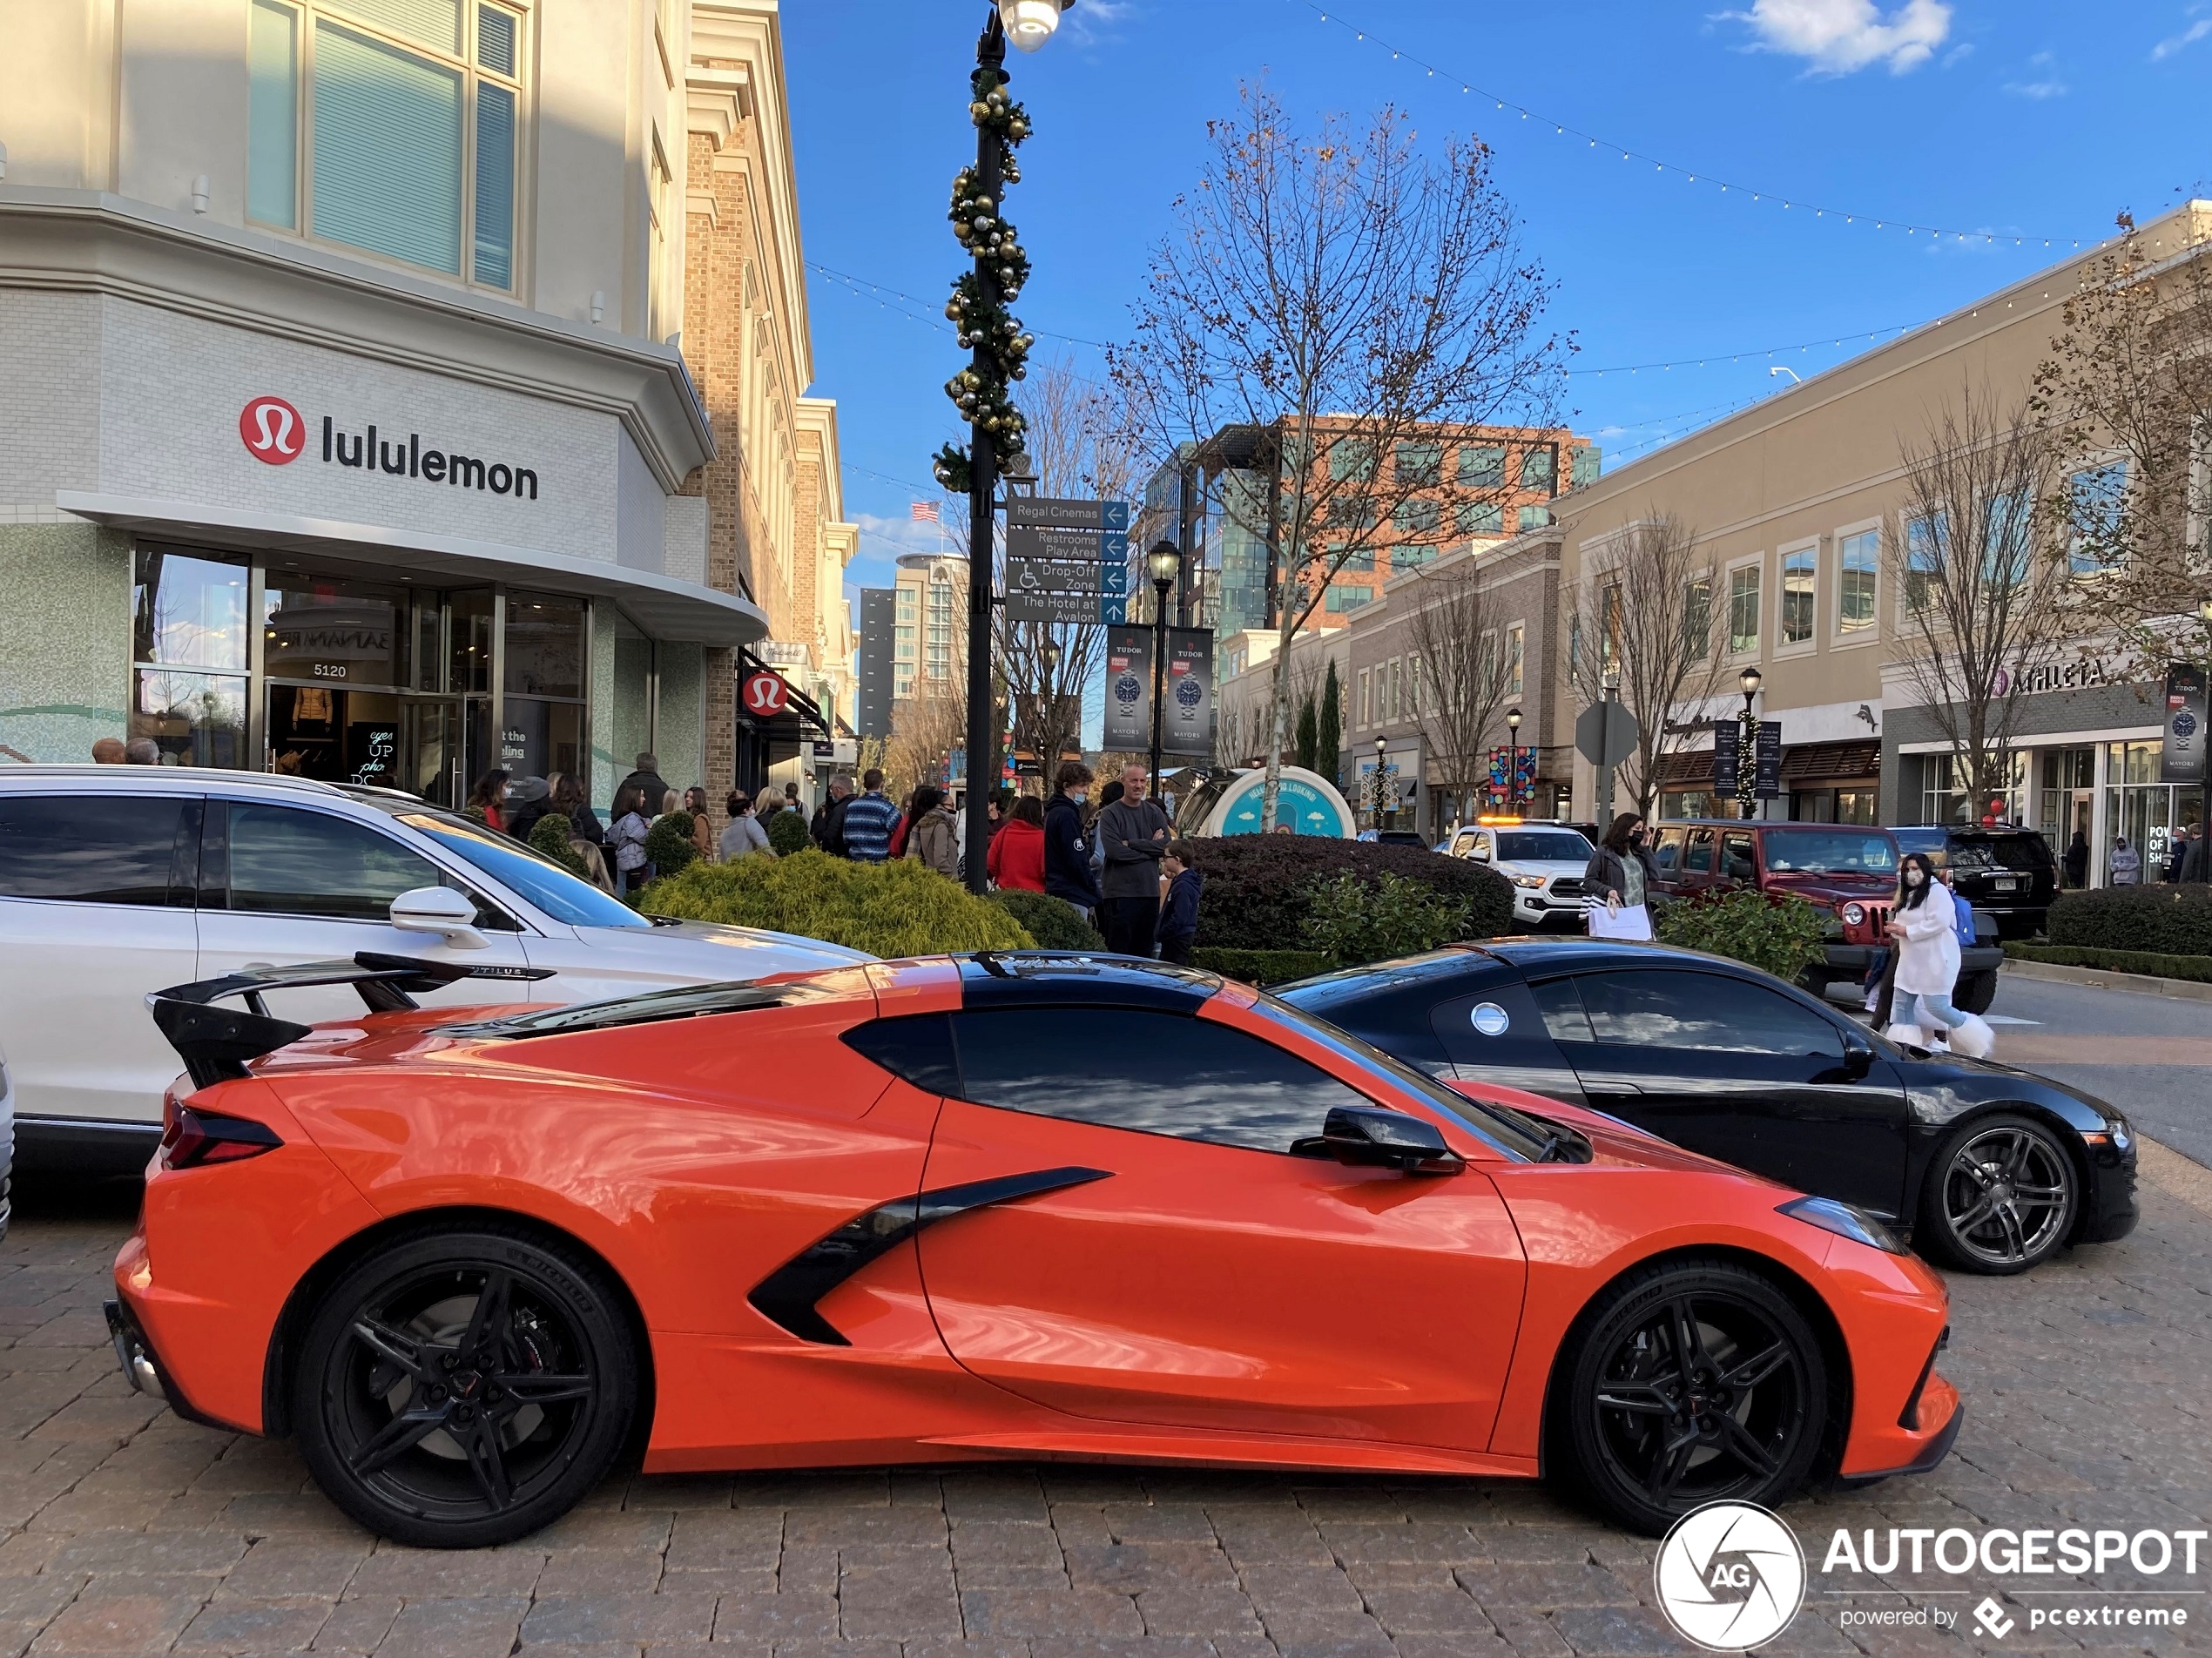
top-left (239, 395), bottom-right (541, 501)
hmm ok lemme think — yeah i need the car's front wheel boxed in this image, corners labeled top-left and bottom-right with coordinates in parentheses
top-left (1916, 1113), bottom-right (2077, 1275)
top-left (293, 1226), bottom-right (638, 1547)
top-left (1554, 1258), bottom-right (1828, 1536)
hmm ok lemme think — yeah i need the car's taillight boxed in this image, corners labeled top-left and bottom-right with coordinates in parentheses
top-left (158, 1098), bottom-right (282, 1170)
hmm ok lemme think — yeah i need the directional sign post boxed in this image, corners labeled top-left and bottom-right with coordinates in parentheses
top-left (999, 500), bottom-right (1130, 625)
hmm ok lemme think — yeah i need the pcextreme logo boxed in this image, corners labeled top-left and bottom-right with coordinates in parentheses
top-left (1654, 1502), bottom-right (1807, 1651)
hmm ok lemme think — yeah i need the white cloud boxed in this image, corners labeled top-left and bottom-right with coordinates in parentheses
top-left (2152, 12), bottom-right (2212, 58)
top-left (1726, 0), bottom-right (1954, 73)
top-left (2004, 50), bottom-right (2067, 96)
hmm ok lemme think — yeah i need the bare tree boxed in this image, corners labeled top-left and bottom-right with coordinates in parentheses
top-left (2030, 209), bottom-right (2212, 670)
top-left (1406, 559), bottom-right (1517, 826)
top-left (1109, 87), bottom-right (1562, 829)
top-left (1561, 513), bottom-right (1726, 815)
top-left (1885, 386), bottom-right (2069, 814)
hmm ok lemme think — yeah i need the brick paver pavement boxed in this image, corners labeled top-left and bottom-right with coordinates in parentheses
top-left (3, 1157), bottom-right (2208, 1658)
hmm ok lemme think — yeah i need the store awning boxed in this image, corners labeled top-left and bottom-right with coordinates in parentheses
top-left (55, 491), bottom-right (767, 648)
top-left (1782, 739), bottom-right (1881, 781)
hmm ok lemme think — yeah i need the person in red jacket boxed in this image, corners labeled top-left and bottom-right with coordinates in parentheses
top-left (988, 795), bottom-right (1049, 892)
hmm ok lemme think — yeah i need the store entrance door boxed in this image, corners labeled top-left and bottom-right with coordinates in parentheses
top-left (266, 685), bottom-right (484, 809)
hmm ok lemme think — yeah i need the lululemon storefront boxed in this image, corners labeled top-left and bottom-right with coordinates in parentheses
top-left (0, 197), bottom-right (760, 809)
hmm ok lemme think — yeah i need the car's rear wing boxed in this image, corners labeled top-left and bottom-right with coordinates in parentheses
top-left (148, 954), bottom-right (555, 1090)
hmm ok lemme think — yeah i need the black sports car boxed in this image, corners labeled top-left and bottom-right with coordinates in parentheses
top-left (1278, 940), bottom-right (2138, 1274)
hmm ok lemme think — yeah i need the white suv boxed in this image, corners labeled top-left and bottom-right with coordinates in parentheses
top-left (1445, 822), bottom-right (1599, 928)
top-left (0, 765), bottom-right (868, 1174)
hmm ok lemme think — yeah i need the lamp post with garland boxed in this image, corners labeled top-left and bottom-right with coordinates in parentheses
top-left (932, 0), bottom-right (1069, 891)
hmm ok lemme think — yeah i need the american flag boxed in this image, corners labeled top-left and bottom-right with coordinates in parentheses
top-left (910, 500), bottom-right (940, 523)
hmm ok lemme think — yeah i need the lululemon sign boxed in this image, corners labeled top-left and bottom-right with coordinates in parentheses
top-left (240, 396), bottom-right (307, 465)
top-left (743, 671), bottom-right (790, 718)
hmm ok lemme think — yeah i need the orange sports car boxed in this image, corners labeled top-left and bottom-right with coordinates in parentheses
top-left (110, 952), bottom-right (1959, 1547)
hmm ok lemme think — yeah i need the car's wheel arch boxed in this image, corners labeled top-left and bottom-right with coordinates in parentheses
top-left (261, 1204), bottom-right (655, 1455)
top-left (1535, 1243), bottom-right (1854, 1482)
top-left (1903, 1100), bottom-right (2095, 1247)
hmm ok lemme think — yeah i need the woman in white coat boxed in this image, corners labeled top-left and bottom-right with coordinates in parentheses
top-left (1883, 852), bottom-right (1993, 1057)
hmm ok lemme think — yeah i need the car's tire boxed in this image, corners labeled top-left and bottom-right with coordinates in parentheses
top-left (1952, 970), bottom-right (1997, 1015)
top-left (293, 1225), bottom-right (638, 1548)
top-left (1915, 1112), bottom-right (2077, 1276)
top-left (1552, 1257), bottom-right (1828, 1536)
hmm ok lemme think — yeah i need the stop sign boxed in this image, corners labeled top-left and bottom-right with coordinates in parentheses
top-left (742, 671), bottom-right (789, 718)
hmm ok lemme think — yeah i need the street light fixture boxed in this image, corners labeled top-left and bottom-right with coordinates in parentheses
top-left (1504, 705), bottom-right (1523, 810)
top-left (998, 0), bottom-right (1069, 51)
top-left (1146, 540), bottom-right (1179, 799)
top-left (1737, 664), bottom-right (1764, 820)
top-left (1372, 733), bottom-right (1390, 830)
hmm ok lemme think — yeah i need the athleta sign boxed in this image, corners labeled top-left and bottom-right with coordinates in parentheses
top-left (239, 395), bottom-right (540, 501)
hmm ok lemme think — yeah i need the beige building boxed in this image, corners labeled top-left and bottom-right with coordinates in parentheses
top-left (0, 0), bottom-right (848, 812)
top-left (1548, 202), bottom-right (2211, 881)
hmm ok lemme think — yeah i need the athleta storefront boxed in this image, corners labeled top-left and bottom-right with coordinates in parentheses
top-left (0, 197), bottom-right (760, 809)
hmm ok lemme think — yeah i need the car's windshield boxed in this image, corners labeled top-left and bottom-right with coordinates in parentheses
top-left (386, 810), bottom-right (651, 929)
top-left (1247, 992), bottom-right (1549, 1162)
top-left (1496, 832), bottom-right (1592, 862)
top-left (1951, 835), bottom-right (2050, 873)
top-left (1761, 829), bottom-right (1898, 876)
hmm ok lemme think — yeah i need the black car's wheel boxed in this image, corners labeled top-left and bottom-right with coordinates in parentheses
top-left (293, 1227), bottom-right (637, 1547)
top-left (1952, 970), bottom-right (1998, 1015)
top-left (1916, 1113), bottom-right (2076, 1275)
top-left (1554, 1258), bottom-right (1827, 1536)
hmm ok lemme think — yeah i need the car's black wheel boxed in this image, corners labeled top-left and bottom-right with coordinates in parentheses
top-left (1916, 1113), bottom-right (2076, 1275)
top-left (1554, 1258), bottom-right (1827, 1536)
top-left (1952, 970), bottom-right (1997, 1015)
top-left (293, 1226), bottom-right (637, 1548)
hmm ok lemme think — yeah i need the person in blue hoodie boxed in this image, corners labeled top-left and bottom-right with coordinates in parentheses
top-left (1042, 760), bottom-right (1102, 922)
top-left (1154, 840), bottom-right (1204, 965)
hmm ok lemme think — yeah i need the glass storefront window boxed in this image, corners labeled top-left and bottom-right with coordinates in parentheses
top-left (500, 698), bottom-right (583, 781)
top-left (134, 547), bottom-right (247, 671)
top-left (504, 590), bottom-right (585, 698)
top-left (132, 668), bottom-right (246, 767)
top-left (264, 571), bottom-right (407, 687)
top-left (450, 588), bottom-right (495, 694)
top-left (2101, 741), bottom-right (2201, 880)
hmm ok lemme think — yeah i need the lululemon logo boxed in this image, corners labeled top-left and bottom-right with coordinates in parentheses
top-left (742, 672), bottom-right (789, 718)
top-left (1653, 1501), bottom-right (1806, 1651)
top-left (240, 396), bottom-right (305, 465)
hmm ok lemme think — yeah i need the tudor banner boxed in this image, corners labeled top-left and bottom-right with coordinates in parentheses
top-left (2162, 662), bottom-right (2209, 786)
top-left (1103, 626), bottom-right (1152, 750)
top-left (1163, 627), bottom-right (1217, 757)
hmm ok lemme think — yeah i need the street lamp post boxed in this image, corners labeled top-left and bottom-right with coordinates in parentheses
top-left (935, 0), bottom-right (1068, 891)
top-left (1372, 734), bottom-right (1388, 829)
top-left (1146, 540), bottom-right (1178, 799)
top-left (1505, 706), bottom-right (1523, 812)
top-left (2199, 599), bottom-right (2212, 880)
top-left (1737, 664), bottom-right (1764, 821)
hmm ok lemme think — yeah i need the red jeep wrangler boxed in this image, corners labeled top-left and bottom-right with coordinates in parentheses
top-left (1649, 819), bottom-right (2003, 1014)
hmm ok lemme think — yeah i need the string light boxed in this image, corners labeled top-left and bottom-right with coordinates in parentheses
top-left (809, 260), bottom-right (1109, 350)
top-left (1306, 2), bottom-right (2094, 252)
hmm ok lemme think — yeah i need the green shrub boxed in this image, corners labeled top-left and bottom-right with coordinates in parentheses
top-left (644, 812), bottom-right (699, 880)
top-left (1190, 835), bottom-right (1513, 950)
top-left (2004, 941), bottom-right (2212, 984)
top-left (1655, 886), bottom-right (1829, 983)
top-left (528, 812), bottom-right (588, 876)
top-left (1190, 947), bottom-right (1337, 986)
top-left (989, 889), bottom-right (1103, 950)
top-left (642, 847), bottom-right (1033, 955)
top-left (2047, 885), bottom-right (2212, 955)
top-left (1299, 871), bottom-right (1471, 968)
top-left (766, 810), bottom-right (813, 857)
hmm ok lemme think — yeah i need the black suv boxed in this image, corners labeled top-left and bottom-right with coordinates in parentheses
top-left (1890, 826), bottom-right (2056, 939)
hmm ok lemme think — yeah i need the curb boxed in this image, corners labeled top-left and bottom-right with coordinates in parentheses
top-left (1999, 956), bottom-right (2212, 1004)
top-left (2140, 1137), bottom-right (2212, 1219)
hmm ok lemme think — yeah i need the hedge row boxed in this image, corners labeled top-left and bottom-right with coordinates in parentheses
top-left (1190, 836), bottom-right (1513, 954)
top-left (642, 849), bottom-right (1033, 955)
top-left (1190, 947), bottom-right (1337, 986)
top-left (2046, 886), bottom-right (2212, 955)
top-left (2003, 940), bottom-right (2212, 985)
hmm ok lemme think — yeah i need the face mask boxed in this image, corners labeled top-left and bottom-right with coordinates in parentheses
top-left (1905, 868), bottom-right (1925, 886)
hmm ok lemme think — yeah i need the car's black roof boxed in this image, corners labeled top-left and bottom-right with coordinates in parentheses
top-left (955, 952), bottom-right (1222, 1011)
top-left (1279, 938), bottom-right (1747, 1008)
top-left (1891, 824), bottom-right (2043, 839)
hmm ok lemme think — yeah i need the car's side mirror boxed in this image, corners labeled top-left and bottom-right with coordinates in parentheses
top-left (389, 886), bottom-right (489, 950)
top-left (1840, 1028), bottom-right (1875, 1079)
top-left (1298, 1106), bottom-right (1465, 1176)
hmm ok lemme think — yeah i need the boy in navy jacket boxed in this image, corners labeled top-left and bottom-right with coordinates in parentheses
top-left (1154, 841), bottom-right (1203, 965)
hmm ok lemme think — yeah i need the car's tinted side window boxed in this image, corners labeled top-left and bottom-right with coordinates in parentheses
top-left (0, 795), bottom-right (199, 906)
top-left (949, 1007), bottom-right (1369, 1155)
top-left (225, 803), bottom-right (444, 920)
top-left (1528, 976), bottom-right (1594, 1043)
top-left (1651, 829), bottom-right (1683, 875)
top-left (1720, 832), bottom-right (1757, 881)
top-left (1573, 971), bottom-right (1843, 1057)
top-left (841, 1013), bottom-right (961, 1096)
top-left (1683, 828), bottom-right (1714, 874)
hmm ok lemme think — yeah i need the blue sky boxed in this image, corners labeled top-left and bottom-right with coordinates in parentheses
top-left (781, 0), bottom-right (2212, 606)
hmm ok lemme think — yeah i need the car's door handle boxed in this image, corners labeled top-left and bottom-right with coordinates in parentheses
top-left (1581, 1081), bottom-right (1643, 1097)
